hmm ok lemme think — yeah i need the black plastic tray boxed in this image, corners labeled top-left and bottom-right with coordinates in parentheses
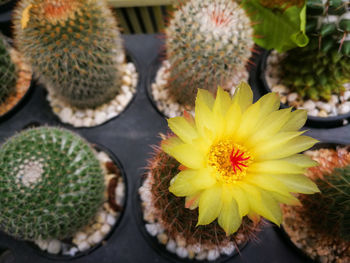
top-left (0, 34), bottom-right (349, 263)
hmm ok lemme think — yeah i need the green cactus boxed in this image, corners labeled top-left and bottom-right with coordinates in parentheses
top-left (13, 0), bottom-right (124, 109)
top-left (306, 0), bottom-right (350, 55)
top-left (278, 0), bottom-right (350, 101)
top-left (303, 166), bottom-right (350, 241)
top-left (0, 127), bottom-right (105, 241)
top-left (0, 35), bottom-right (17, 105)
top-left (280, 39), bottom-right (350, 101)
top-left (300, 165), bottom-right (350, 242)
top-left (165, 0), bottom-right (254, 106)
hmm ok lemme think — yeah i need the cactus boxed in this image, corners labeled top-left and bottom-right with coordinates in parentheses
top-left (145, 146), bottom-right (258, 248)
top-left (306, 0), bottom-right (350, 55)
top-left (278, 1), bottom-right (350, 101)
top-left (0, 127), bottom-right (105, 241)
top-left (283, 147), bottom-right (350, 262)
top-left (280, 39), bottom-right (350, 101)
top-left (13, 0), bottom-right (124, 109)
top-left (165, 0), bottom-right (254, 106)
top-left (0, 34), bottom-right (17, 105)
top-left (299, 148), bottom-right (350, 242)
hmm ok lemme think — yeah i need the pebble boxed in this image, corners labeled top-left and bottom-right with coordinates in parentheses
top-left (47, 239), bottom-right (61, 254)
top-left (303, 100), bottom-right (316, 110)
top-left (308, 109), bottom-right (319, 116)
top-left (100, 224), bottom-right (111, 235)
top-left (89, 231), bottom-right (104, 244)
top-left (74, 232), bottom-right (87, 244)
top-left (318, 110), bottom-right (328, 117)
top-left (157, 233), bottom-right (168, 245)
top-left (95, 111), bottom-right (107, 124)
top-left (60, 107), bottom-right (72, 122)
top-left (176, 246), bottom-right (189, 258)
top-left (106, 214), bottom-right (116, 226)
top-left (145, 223), bottom-right (158, 236)
top-left (221, 244), bottom-right (235, 255)
top-left (195, 251), bottom-right (207, 261)
top-left (77, 241), bottom-right (91, 252)
top-left (207, 249), bottom-right (220, 261)
top-left (68, 247), bottom-right (79, 257)
top-left (338, 103), bottom-right (350, 114)
top-left (287, 92), bottom-right (298, 102)
top-left (36, 239), bottom-right (49, 250)
top-left (166, 239), bottom-right (177, 253)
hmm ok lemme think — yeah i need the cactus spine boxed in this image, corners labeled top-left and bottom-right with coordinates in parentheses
top-left (0, 35), bottom-right (17, 105)
top-left (13, 0), bottom-right (124, 109)
top-left (280, 0), bottom-right (350, 101)
top-left (165, 0), bottom-right (254, 106)
top-left (0, 127), bottom-right (105, 241)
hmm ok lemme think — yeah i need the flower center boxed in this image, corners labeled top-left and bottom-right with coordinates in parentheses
top-left (207, 140), bottom-right (252, 184)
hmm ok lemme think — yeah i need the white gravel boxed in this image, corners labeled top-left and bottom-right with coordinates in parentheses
top-left (48, 60), bottom-right (138, 127)
top-left (34, 150), bottom-right (125, 256)
top-left (150, 60), bottom-right (249, 118)
top-left (265, 51), bottom-right (350, 123)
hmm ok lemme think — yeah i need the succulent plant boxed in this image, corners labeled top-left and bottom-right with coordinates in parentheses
top-left (306, 0), bottom-right (350, 55)
top-left (165, 0), bottom-right (254, 106)
top-left (279, 1), bottom-right (350, 101)
top-left (280, 39), bottom-right (350, 101)
top-left (13, 0), bottom-right (124, 109)
top-left (0, 34), bottom-right (17, 105)
top-left (0, 127), bottom-right (105, 241)
top-left (300, 150), bottom-right (350, 242)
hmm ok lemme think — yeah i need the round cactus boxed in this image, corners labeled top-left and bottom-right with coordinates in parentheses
top-left (0, 127), bottom-right (105, 241)
top-left (0, 35), bottom-right (17, 105)
top-left (13, 0), bottom-right (124, 109)
top-left (165, 0), bottom-right (254, 106)
top-left (280, 39), bottom-right (350, 101)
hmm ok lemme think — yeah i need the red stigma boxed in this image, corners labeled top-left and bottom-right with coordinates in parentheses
top-left (230, 148), bottom-right (250, 173)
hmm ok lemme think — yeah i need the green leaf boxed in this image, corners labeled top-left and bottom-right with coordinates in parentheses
top-left (242, 0), bottom-right (309, 52)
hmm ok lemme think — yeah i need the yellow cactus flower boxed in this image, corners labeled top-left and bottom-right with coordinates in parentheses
top-left (161, 82), bottom-right (320, 235)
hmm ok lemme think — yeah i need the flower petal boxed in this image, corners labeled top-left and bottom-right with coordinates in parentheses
top-left (231, 82), bottom-right (253, 113)
top-left (213, 86), bottom-right (232, 118)
top-left (185, 193), bottom-right (201, 210)
top-left (163, 142), bottom-right (205, 169)
top-left (168, 116), bottom-right (198, 144)
top-left (268, 173), bottom-right (320, 194)
top-left (269, 191), bottom-right (301, 206)
top-left (197, 184), bottom-right (223, 225)
top-left (248, 160), bottom-right (306, 174)
top-left (281, 154), bottom-right (318, 168)
top-left (169, 169), bottom-right (216, 196)
top-left (245, 173), bottom-right (292, 196)
top-left (218, 198), bottom-right (241, 235)
top-left (240, 183), bottom-right (282, 226)
top-left (247, 108), bottom-right (292, 147)
top-left (230, 185), bottom-right (250, 217)
top-left (224, 102), bottom-right (242, 137)
top-left (280, 109), bottom-right (307, 132)
top-left (258, 136), bottom-right (319, 160)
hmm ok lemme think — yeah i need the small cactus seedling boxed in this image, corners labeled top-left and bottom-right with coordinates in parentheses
top-left (165, 0), bottom-right (254, 106)
top-left (0, 127), bottom-right (105, 241)
top-left (13, 0), bottom-right (124, 109)
top-left (0, 34), bottom-right (17, 105)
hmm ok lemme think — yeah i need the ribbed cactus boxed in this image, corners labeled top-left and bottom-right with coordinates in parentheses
top-left (279, 1), bottom-right (350, 101)
top-left (306, 0), bottom-right (350, 55)
top-left (300, 165), bottom-right (350, 242)
top-left (13, 0), bottom-right (124, 109)
top-left (0, 127), bottom-right (105, 241)
top-left (165, 0), bottom-right (254, 106)
top-left (0, 35), bottom-right (17, 105)
top-left (280, 39), bottom-right (350, 101)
